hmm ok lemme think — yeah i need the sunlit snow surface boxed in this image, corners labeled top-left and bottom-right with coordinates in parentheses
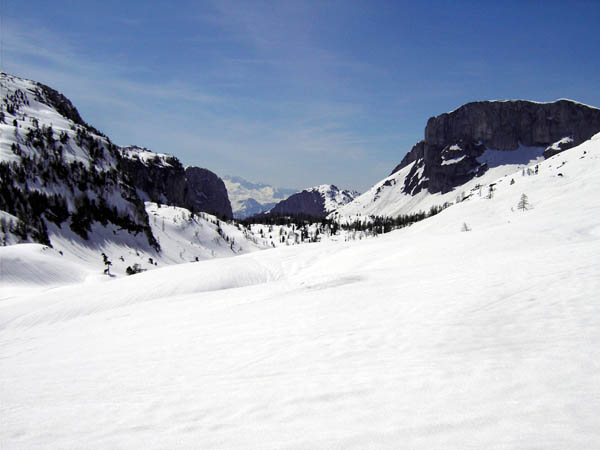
top-left (2, 136), bottom-right (600, 449)
top-left (337, 145), bottom-right (546, 218)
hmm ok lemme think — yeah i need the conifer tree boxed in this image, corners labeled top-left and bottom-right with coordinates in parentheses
top-left (102, 252), bottom-right (112, 275)
top-left (517, 194), bottom-right (530, 211)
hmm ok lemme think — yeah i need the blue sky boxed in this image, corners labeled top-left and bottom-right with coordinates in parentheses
top-left (2, 0), bottom-right (599, 191)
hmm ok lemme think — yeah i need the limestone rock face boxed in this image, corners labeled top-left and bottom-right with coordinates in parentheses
top-left (392, 100), bottom-right (600, 194)
top-left (120, 153), bottom-right (186, 204)
top-left (184, 167), bottom-right (233, 218)
top-left (120, 148), bottom-right (233, 218)
top-left (424, 100), bottom-right (600, 150)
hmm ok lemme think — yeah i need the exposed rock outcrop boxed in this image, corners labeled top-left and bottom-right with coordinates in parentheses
top-left (392, 100), bottom-right (600, 194)
top-left (184, 166), bottom-right (233, 218)
top-left (543, 137), bottom-right (576, 159)
top-left (119, 146), bottom-right (233, 219)
top-left (424, 100), bottom-right (600, 150)
top-left (35, 81), bottom-right (105, 137)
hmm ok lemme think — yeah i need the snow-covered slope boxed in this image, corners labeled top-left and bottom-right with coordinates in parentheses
top-left (311, 184), bottom-right (360, 213)
top-left (0, 72), bottom-right (158, 250)
top-left (337, 145), bottom-right (545, 218)
top-left (3, 134), bottom-right (598, 448)
top-left (0, 201), bottom-right (272, 292)
top-left (223, 175), bottom-right (297, 219)
top-left (0, 72), bottom-right (268, 276)
top-left (120, 145), bottom-right (177, 168)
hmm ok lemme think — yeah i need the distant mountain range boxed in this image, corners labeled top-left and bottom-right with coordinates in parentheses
top-left (222, 175), bottom-right (298, 219)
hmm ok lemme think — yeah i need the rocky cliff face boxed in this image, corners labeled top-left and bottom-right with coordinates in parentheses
top-left (184, 166), bottom-right (233, 218)
top-left (392, 99), bottom-right (600, 194)
top-left (119, 147), bottom-right (233, 219)
top-left (424, 100), bottom-right (600, 150)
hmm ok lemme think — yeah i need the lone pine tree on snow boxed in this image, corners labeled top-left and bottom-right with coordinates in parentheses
top-left (517, 194), bottom-right (530, 211)
top-left (102, 253), bottom-right (112, 275)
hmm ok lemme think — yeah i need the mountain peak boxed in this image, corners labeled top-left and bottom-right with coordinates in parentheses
top-left (339, 99), bottom-right (600, 219)
top-left (0, 71), bottom-right (233, 255)
top-left (263, 184), bottom-right (359, 218)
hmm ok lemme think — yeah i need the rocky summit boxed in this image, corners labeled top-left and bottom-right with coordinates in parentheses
top-left (392, 99), bottom-right (600, 194)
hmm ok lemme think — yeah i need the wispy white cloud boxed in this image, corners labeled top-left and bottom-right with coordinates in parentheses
top-left (1, 13), bottom-right (398, 191)
top-left (3, 20), bottom-right (219, 104)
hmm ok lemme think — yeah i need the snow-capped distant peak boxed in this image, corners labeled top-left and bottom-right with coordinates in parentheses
top-left (306, 184), bottom-right (360, 213)
top-left (222, 175), bottom-right (298, 219)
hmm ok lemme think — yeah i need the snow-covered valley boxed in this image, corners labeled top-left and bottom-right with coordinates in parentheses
top-left (2, 135), bottom-right (600, 449)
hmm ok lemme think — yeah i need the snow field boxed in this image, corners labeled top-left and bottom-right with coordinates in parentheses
top-left (1, 136), bottom-right (600, 448)
top-left (337, 144), bottom-right (546, 219)
top-left (2, 202), bottom-right (272, 287)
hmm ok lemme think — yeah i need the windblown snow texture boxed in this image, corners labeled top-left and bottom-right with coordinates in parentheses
top-left (2, 134), bottom-right (599, 449)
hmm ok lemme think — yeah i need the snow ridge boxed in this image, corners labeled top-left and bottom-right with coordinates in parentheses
top-left (307, 184), bottom-right (360, 213)
top-left (120, 145), bottom-right (177, 168)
